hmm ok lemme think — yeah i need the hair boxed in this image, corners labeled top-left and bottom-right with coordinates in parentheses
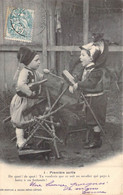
top-left (80, 47), bottom-right (101, 63)
top-left (92, 49), bottom-right (101, 63)
top-left (80, 47), bottom-right (91, 57)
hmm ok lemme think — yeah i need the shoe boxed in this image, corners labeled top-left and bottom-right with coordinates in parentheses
top-left (84, 139), bottom-right (102, 149)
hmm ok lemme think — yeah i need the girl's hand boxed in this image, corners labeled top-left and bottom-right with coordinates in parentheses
top-left (73, 83), bottom-right (78, 90)
top-left (43, 69), bottom-right (50, 74)
top-left (31, 91), bottom-right (36, 96)
top-left (69, 83), bottom-right (78, 94)
top-left (69, 86), bottom-right (74, 94)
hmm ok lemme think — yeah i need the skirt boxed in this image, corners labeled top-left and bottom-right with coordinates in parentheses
top-left (85, 93), bottom-right (107, 126)
top-left (10, 94), bottom-right (38, 128)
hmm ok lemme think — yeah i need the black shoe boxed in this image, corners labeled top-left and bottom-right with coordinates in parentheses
top-left (84, 139), bottom-right (102, 149)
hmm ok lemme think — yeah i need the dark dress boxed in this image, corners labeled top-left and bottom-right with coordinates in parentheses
top-left (77, 64), bottom-right (108, 127)
top-left (76, 39), bottom-right (109, 127)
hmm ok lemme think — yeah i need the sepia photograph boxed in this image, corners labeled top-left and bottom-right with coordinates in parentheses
top-left (0, 0), bottom-right (122, 194)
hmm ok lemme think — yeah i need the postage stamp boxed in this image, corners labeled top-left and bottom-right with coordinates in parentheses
top-left (4, 7), bottom-right (34, 42)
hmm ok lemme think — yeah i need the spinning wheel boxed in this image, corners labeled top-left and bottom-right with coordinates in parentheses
top-left (18, 84), bottom-right (67, 159)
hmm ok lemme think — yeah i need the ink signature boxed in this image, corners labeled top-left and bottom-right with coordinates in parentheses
top-left (30, 181), bottom-right (42, 187)
top-left (46, 180), bottom-right (106, 194)
top-left (29, 180), bottom-right (107, 194)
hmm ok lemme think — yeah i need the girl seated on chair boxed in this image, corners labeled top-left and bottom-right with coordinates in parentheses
top-left (69, 47), bottom-right (110, 149)
top-left (10, 47), bottom-right (47, 149)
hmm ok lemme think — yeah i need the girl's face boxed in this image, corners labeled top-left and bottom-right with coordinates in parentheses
top-left (79, 50), bottom-right (92, 67)
top-left (28, 55), bottom-right (40, 70)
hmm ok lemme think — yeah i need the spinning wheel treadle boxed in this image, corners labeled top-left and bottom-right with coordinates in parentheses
top-left (18, 149), bottom-right (51, 160)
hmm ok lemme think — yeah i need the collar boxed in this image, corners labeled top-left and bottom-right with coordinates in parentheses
top-left (85, 62), bottom-right (95, 70)
top-left (24, 66), bottom-right (34, 73)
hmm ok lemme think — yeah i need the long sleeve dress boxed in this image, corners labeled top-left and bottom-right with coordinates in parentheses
top-left (10, 67), bottom-right (43, 128)
top-left (77, 62), bottom-right (108, 126)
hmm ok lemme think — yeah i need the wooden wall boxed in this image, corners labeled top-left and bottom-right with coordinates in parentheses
top-left (56, 0), bottom-right (123, 75)
top-left (0, 0), bottom-right (122, 96)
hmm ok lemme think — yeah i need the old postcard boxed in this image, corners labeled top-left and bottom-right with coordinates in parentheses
top-left (0, 0), bottom-right (122, 194)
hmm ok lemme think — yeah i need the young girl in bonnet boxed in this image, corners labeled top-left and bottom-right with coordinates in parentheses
top-left (80, 32), bottom-right (109, 69)
top-left (10, 47), bottom-right (46, 148)
top-left (70, 46), bottom-right (109, 149)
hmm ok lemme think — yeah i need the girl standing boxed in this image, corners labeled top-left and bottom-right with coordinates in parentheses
top-left (70, 47), bottom-right (109, 149)
top-left (10, 47), bottom-right (44, 148)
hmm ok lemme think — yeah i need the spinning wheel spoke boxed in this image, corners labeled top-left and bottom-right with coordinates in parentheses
top-left (45, 87), bottom-right (60, 158)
